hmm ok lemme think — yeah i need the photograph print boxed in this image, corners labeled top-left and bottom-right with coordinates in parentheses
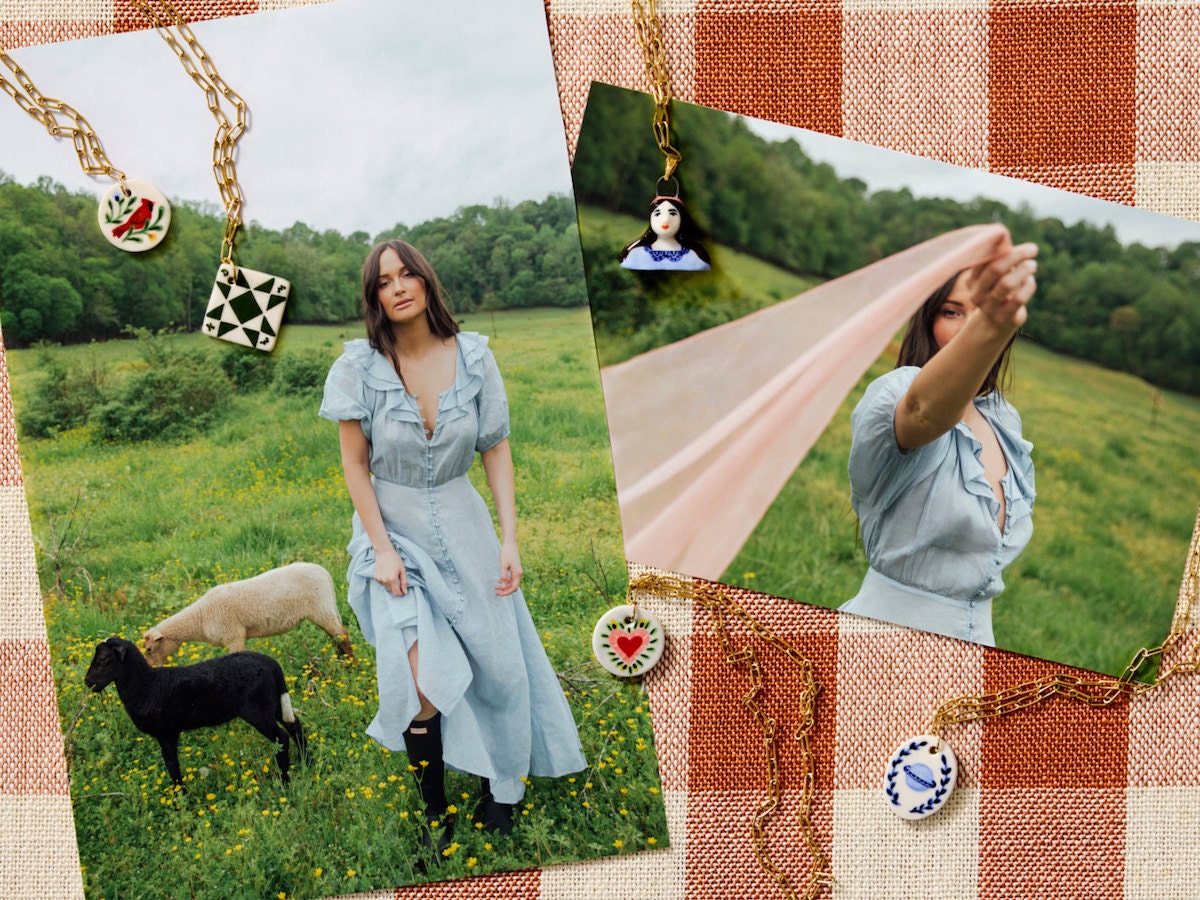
top-left (1, 5), bottom-right (666, 898)
top-left (573, 81), bottom-right (1200, 681)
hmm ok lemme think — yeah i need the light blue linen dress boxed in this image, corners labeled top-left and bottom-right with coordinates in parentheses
top-left (319, 332), bottom-right (586, 803)
top-left (839, 366), bottom-right (1035, 645)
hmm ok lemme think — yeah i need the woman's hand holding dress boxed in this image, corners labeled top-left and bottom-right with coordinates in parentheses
top-left (374, 545), bottom-right (408, 597)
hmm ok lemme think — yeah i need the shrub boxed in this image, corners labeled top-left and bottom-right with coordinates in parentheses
top-left (220, 345), bottom-right (277, 393)
top-left (271, 348), bottom-right (332, 396)
top-left (18, 355), bottom-right (110, 439)
top-left (92, 349), bottom-right (231, 442)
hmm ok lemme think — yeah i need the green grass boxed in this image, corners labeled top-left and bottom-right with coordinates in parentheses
top-left (721, 336), bottom-right (1200, 679)
top-left (12, 309), bottom-right (666, 899)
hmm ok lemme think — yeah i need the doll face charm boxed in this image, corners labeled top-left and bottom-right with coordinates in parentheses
top-left (650, 200), bottom-right (681, 241)
top-left (619, 194), bottom-right (711, 272)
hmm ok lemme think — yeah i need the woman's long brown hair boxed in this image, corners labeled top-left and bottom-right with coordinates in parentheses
top-left (361, 240), bottom-right (459, 373)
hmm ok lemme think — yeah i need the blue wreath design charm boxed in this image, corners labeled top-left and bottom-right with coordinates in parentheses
top-left (884, 734), bottom-right (959, 821)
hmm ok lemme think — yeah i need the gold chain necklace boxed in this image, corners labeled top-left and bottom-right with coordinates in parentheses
top-left (630, 0), bottom-right (680, 185)
top-left (0, 45), bottom-right (171, 250)
top-left (132, 0), bottom-right (291, 352)
top-left (629, 574), bottom-right (834, 900)
top-left (618, 0), bottom-right (710, 272)
top-left (893, 508), bottom-right (1200, 820)
top-left (130, 0), bottom-right (247, 268)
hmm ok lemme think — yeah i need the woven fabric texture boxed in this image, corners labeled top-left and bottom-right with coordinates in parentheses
top-left (4, 1), bottom-right (1200, 898)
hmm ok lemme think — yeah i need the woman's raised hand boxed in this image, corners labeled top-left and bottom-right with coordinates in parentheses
top-left (374, 546), bottom-right (408, 596)
top-left (966, 242), bottom-right (1039, 331)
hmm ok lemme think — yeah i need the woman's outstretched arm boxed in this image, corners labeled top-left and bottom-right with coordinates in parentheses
top-left (338, 419), bottom-right (408, 596)
top-left (481, 438), bottom-right (523, 596)
top-left (894, 242), bottom-right (1039, 451)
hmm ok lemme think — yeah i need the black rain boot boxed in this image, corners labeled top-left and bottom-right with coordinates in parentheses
top-left (479, 776), bottom-right (515, 836)
top-left (403, 714), bottom-right (452, 861)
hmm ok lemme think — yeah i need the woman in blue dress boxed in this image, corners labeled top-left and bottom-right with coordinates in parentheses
top-left (840, 241), bottom-right (1040, 645)
top-left (320, 240), bottom-right (586, 853)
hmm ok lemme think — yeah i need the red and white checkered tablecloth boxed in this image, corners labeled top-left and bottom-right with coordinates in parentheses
top-left (4, 2), bottom-right (1200, 897)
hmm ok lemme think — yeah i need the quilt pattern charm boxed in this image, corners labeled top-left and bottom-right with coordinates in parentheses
top-left (203, 262), bottom-right (291, 352)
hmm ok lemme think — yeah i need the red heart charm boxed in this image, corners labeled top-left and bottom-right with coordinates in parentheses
top-left (610, 628), bottom-right (651, 665)
top-left (592, 605), bottom-right (665, 677)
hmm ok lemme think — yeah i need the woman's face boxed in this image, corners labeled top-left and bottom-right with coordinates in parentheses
top-left (376, 247), bottom-right (428, 327)
top-left (649, 201), bottom-right (681, 239)
top-left (932, 274), bottom-right (974, 349)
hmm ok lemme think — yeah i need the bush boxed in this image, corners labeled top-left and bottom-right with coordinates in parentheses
top-left (220, 345), bottom-right (277, 393)
top-left (92, 349), bottom-right (231, 442)
top-left (17, 355), bottom-right (110, 438)
top-left (271, 348), bottom-right (333, 396)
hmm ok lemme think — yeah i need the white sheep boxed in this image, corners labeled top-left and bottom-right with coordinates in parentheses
top-left (143, 562), bottom-right (353, 665)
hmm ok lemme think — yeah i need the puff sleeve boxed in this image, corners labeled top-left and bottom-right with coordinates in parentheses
top-left (319, 343), bottom-right (371, 423)
top-left (474, 347), bottom-right (511, 453)
top-left (847, 366), bottom-right (949, 516)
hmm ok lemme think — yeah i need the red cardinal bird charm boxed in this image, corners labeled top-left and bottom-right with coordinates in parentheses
top-left (111, 198), bottom-right (155, 239)
top-left (96, 178), bottom-right (171, 253)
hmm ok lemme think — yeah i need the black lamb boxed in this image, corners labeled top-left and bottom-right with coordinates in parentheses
top-left (84, 636), bottom-right (307, 785)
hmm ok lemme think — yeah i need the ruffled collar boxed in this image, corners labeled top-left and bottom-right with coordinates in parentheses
top-left (646, 247), bottom-right (692, 262)
top-left (342, 332), bottom-right (491, 436)
top-left (954, 394), bottom-right (1035, 531)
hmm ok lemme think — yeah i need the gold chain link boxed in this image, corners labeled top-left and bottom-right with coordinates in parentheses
top-left (630, 573), bottom-right (834, 900)
top-left (630, 0), bottom-right (681, 183)
top-left (130, 0), bottom-right (247, 265)
top-left (929, 508), bottom-right (1200, 736)
top-left (0, 48), bottom-right (128, 186)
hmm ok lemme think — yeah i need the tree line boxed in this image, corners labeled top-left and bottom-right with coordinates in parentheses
top-left (0, 174), bottom-right (587, 347)
top-left (573, 83), bottom-right (1200, 395)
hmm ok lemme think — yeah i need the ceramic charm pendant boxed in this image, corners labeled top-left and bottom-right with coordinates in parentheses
top-left (592, 604), bottom-right (665, 677)
top-left (203, 262), bottom-right (291, 352)
top-left (884, 734), bottom-right (958, 820)
top-left (97, 179), bottom-right (171, 252)
top-left (618, 194), bottom-right (710, 271)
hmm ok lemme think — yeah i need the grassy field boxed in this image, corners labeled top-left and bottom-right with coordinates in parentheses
top-left (10, 308), bottom-right (666, 899)
top-left (721, 335), bottom-right (1200, 679)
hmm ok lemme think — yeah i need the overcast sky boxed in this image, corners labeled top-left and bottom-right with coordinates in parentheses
top-left (743, 118), bottom-right (1200, 250)
top-left (0, 0), bottom-right (572, 236)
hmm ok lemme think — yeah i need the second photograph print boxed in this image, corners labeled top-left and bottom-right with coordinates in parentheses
top-left (573, 82), bottom-right (1200, 679)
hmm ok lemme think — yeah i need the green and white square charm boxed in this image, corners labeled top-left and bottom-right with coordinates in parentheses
top-left (203, 262), bottom-right (291, 352)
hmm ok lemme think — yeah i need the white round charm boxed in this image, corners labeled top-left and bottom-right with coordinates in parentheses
top-left (592, 604), bottom-right (664, 677)
top-left (884, 734), bottom-right (958, 820)
top-left (97, 178), bottom-right (171, 252)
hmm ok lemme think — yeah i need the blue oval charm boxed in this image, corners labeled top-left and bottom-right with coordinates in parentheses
top-left (884, 734), bottom-right (959, 821)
